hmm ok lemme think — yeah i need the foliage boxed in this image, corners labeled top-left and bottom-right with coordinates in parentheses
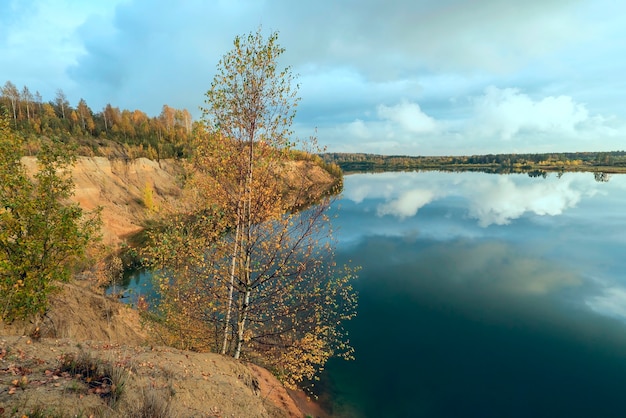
top-left (141, 181), bottom-right (157, 213)
top-left (147, 28), bottom-right (357, 385)
top-left (291, 148), bottom-right (343, 180)
top-left (1, 81), bottom-right (193, 159)
top-left (323, 150), bottom-right (626, 174)
top-left (0, 112), bottom-right (101, 321)
top-left (59, 351), bottom-right (128, 407)
top-left (145, 204), bottom-right (230, 351)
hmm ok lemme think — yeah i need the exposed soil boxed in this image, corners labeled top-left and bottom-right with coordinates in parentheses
top-left (22, 156), bottom-right (337, 248)
top-left (0, 280), bottom-right (325, 417)
top-left (22, 156), bottom-right (185, 247)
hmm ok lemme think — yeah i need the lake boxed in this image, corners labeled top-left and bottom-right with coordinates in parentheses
top-left (115, 170), bottom-right (626, 417)
top-left (317, 170), bottom-right (626, 417)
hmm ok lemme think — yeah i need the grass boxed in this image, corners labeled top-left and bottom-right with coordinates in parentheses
top-left (59, 351), bottom-right (128, 407)
top-left (17, 405), bottom-right (103, 418)
top-left (17, 405), bottom-right (65, 418)
top-left (130, 389), bottom-right (173, 418)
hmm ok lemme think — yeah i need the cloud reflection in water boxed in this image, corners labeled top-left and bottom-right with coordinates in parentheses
top-left (343, 171), bottom-right (599, 226)
top-left (338, 171), bottom-right (626, 322)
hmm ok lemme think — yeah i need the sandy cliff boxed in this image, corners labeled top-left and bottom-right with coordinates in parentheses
top-left (22, 156), bottom-right (184, 246)
top-left (22, 156), bottom-right (336, 247)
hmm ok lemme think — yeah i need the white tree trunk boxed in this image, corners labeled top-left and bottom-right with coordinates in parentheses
top-left (221, 216), bottom-right (240, 355)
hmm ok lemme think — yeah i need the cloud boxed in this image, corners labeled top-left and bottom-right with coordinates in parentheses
top-left (320, 86), bottom-right (625, 155)
top-left (466, 175), bottom-right (597, 226)
top-left (273, 0), bottom-right (589, 76)
top-left (316, 99), bottom-right (443, 154)
top-left (63, 0), bottom-right (597, 116)
top-left (377, 101), bottom-right (438, 135)
top-left (437, 241), bottom-right (581, 295)
top-left (0, 1), bottom-right (120, 101)
top-left (344, 171), bottom-right (599, 227)
top-left (68, 0), bottom-right (264, 114)
top-left (471, 86), bottom-right (590, 140)
top-left (377, 189), bottom-right (436, 219)
top-left (586, 287), bottom-right (626, 320)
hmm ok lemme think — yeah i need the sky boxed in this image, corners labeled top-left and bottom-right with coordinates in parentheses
top-left (1, 0), bottom-right (625, 155)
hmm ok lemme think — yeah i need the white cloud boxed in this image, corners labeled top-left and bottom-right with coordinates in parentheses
top-left (317, 99), bottom-right (442, 154)
top-left (377, 189), bottom-right (436, 219)
top-left (472, 86), bottom-right (590, 140)
top-left (346, 119), bottom-right (371, 139)
top-left (377, 101), bottom-right (438, 135)
top-left (466, 176), bottom-right (591, 227)
top-left (320, 87), bottom-right (626, 155)
top-left (587, 287), bottom-right (626, 320)
top-left (344, 171), bottom-right (599, 226)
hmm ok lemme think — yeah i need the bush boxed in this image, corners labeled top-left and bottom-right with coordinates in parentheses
top-left (0, 113), bottom-right (101, 322)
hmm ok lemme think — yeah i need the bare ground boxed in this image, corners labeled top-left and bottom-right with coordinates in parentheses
top-left (0, 280), bottom-right (323, 418)
top-left (22, 156), bottom-right (337, 247)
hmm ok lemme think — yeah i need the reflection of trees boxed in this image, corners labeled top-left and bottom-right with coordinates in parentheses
top-left (527, 170), bottom-right (548, 179)
top-left (594, 172), bottom-right (611, 182)
top-left (324, 151), bottom-right (626, 175)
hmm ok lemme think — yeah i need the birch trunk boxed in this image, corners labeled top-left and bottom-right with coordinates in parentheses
top-left (221, 211), bottom-right (241, 355)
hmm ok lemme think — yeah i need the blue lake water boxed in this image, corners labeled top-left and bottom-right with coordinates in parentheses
top-left (116, 170), bottom-right (626, 417)
top-left (317, 171), bottom-right (626, 417)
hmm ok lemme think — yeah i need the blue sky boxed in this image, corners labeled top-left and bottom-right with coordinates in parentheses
top-left (1, 0), bottom-right (624, 155)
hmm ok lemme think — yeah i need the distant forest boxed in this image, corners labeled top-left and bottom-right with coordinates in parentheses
top-left (322, 151), bottom-right (626, 177)
top-left (5, 78), bottom-right (624, 178)
top-left (1, 80), bottom-right (193, 159)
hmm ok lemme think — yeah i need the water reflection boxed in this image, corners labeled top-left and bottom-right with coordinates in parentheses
top-left (342, 171), bottom-right (607, 227)
top-left (105, 269), bottom-right (157, 305)
top-left (337, 172), bottom-right (626, 320)
top-left (320, 171), bottom-right (626, 417)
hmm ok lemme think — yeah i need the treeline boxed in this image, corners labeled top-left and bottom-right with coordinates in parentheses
top-left (322, 151), bottom-right (626, 173)
top-left (1, 80), bottom-right (193, 159)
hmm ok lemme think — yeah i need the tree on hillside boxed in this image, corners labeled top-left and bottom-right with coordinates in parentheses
top-left (76, 98), bottom-right (95, 134)
top-left (148, 28), bottom-right (357, 387)
top-left (54, 89), bottom-right (70, 120)
top-left (0, 112), bottom-right (101, 321)
top-left (21, 86), bottom-right (33, 122)
top-left (1, 81), bottom-right (20, 127)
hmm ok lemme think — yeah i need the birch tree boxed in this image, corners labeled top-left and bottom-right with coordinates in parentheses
top-left (21, 86), bottom-right (33, 121)
top-left (1, 81), bottom-right (19, 127)
top-left (149, 28), bottom-right (357, 386)
top-left (54, 89), bottom-right (69, 119)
